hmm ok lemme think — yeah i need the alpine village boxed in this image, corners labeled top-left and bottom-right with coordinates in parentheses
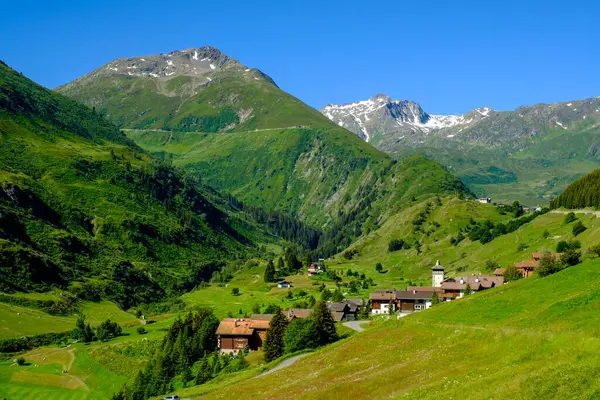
top-left (2, 4), bottom-right (600, 400)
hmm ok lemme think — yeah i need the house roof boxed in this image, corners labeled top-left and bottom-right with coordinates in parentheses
top-left (514, 260), bottom-right (539, 269)
top-left (494, 268), bottom-right (506, 276)
top-left (249, 314), bottom-right (274, 321)
top-left (441, 275), bottom-right (503, 291)
top-left (345, 298), bottom-right (363, 307)
top-left (370, 290), bottom-right (396, 301)
top-left (216, 319), bottom-right (254, 336)
top-left (285, 308), bottom-right (312, 319)
top-left (328, 302), bottom-right (349, 312)
top-left (331, 311), bottom-right (345, 322)
top-left (394, 290), bottom-right (434, 300)
top-left (406, 286), bottom-right (443, 293)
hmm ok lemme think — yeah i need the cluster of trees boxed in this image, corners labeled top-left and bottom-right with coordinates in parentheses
top-left (451, 208), bottom-right (549, 246)
top-left (264, 248), bottom-right (307, 283)
top-left (550, 169), bottom-right (600, 209)
top-left (227, 195), bottom-right (322, 250)
top-left (388, 238), bottom-right (412, 252)
top-left (114, 309), bottom-right (221, 400)
top-left (263, 302), bottom-right (339, 362)
top-left (344, 269), bottom-right (374, 293)
top-left (72, 313), bottom-right (122, 343)
top-left (537, 251), bottom-right (582, 277)
top-left (562, 213), bottom-right (588, 236)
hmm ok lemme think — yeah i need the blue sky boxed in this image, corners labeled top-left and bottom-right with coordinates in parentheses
top-left (2, 0), bottom-right (598, 114)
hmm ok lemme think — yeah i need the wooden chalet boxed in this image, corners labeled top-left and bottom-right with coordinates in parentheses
top-left (327, 299), bottom-right (361, 321)
top-left (216, 318), bottom-right (270, 354)
top-left (440, 275), bottom-right (504, 300)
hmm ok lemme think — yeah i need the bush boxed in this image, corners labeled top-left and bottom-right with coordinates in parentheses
top-left (537, 253), bottom-right (561, 277)
top-left (96, 319), bottom-right (122, 342)
top-left (564, 212), bottom-right (577, 224)
top-left (542, 229), bottom-right (550, 239)
top-left (485, 260), bottom-right (500, 272)
top-left (231, 287), bottom-right (240, 296)
top-left (342, 249), bottom-right (359, 260)
top-left (503, 266), bottom-right (523, 282)
top-left (136, 326), bottom-right (147, 335)
top-left (16, 357), bottom-right (26, 365)
top-left (283, 318), bottom-right (318, 353)
top-left (517, 243), bottom-right (528, 251)
top-left (572, 221), bottom-right (587, 236)
top-left (388, 239), bottom-right (404, 252)
top-left (560, 250), bottom-right (581, 266)
top-left (375, 262), bottom-right (383, 273)
top-left (590, 244), bottom-right (600, 257)
top-left (556, 240), bottom-right (581, 253)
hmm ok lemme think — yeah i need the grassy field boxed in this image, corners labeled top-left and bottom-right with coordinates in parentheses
top-left (177, 257), bottom-right (600, 400)
top-left (0, 300), bottom-right (138, 339)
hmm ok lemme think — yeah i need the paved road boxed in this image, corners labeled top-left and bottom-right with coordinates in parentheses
top-left (254, 354), bottom-right (310, 379)
top-left (342, 320), bottom-right (367, 332)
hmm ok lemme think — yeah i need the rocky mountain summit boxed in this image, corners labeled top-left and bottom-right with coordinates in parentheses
top-left (321, 94), bottom-right (495, 144)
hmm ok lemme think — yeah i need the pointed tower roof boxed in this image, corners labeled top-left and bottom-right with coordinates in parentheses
top-left (432, 260), bottom-right (444, 271)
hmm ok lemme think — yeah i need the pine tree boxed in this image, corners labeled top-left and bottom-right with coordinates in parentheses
top-left (312, 300), bottom-right (338, 346)
top-left (263, 307), bottom-right (288, 362)
top-left (277, 257), bottom-right (285, 272)
top-left (264, 259), bottom-right (276, 283)
top-left (195, 357), bottom-right (212, 385)
top-left (211, 355), bottom-right (221, 377)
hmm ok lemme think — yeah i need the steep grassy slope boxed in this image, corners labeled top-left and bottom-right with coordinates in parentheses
top-left (551, 168), bottom-right (600, 209)
top-left (188, 257), bottom-right (600, 400)
top-left (57, 48), bottom-right (474, 248)
top-left (0, 60), bottom-right (264, 306)
top-left (328, 198), bottom-right (600, 287)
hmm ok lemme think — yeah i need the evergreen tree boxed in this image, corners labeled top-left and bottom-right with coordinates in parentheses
top-left (503, 266), bottom-right (523, 282)
top-left (312, 300), bottom-right (338, 346)
top-left (388, 299), bottom-right (395, 315)
top-left (357, 299), bottom-right (370, 319)
top-left (277, 257), bottom-right (285, 273)
top-left (264, 259), bottom-right (276, 282)
top-left (263, 307), bottom-right (288, 362)
top-left (194, 357), bottom-right (211, 385)
top-left (211, 355), bottom-right (221, 377)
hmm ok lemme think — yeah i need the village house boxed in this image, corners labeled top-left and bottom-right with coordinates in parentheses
top-left (308, 263), bottom-right (322, 276)
top-left (369, 290), bottom-right (396, 315)
top-left (277, 280), bottom-right (292, 288)
top-left (327, 299), bottom-right (361, 321)
top-left (478, 197), bottom-right (492, 204)
top-left (216, 318), bottom-right (270, 354)
top-left (496, 253), bottom-right (564, 278)
top-left (440, 275), bottom-right (504, 300)
top-left (217, 310), bottom-right (314, 353)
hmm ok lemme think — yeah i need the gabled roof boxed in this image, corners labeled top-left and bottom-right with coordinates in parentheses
top-left (216, 319), bottom-right (254, 336)
top-left (285, 308), bottom-right (312, 319)
top-left (370, 290), bottom-right (396, 301)
top-left (515, 260), bottom-right (538, 269)
top-left (406, 286), bottom-right (443, 293)
top-left (331, 311), bottom-right (345, 322)
top-left (441, 275), bottom-right (503, 291)
top-left (395, 290), bottom-right (434, 300)
top-left (249, 314), bottom-right (274, 321)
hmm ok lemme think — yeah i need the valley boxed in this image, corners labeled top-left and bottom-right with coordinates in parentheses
top-left (1, 35), bottom-right (600, 400)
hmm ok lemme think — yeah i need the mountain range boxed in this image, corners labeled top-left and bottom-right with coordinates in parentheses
top-left (56, 47), bottom-right (472, 255)
top-left (322, 94), bottom-right (600, 205)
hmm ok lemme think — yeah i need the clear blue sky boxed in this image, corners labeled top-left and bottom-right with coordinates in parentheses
top-left (2, 0), bottom-right (598, 114)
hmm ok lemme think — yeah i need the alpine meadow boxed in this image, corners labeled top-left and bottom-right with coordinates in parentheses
top-left (2, 3), bottom-right (600, 400)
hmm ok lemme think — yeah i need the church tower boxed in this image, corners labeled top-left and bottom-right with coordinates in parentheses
top-left (432, 260), bottom-right (444, 288)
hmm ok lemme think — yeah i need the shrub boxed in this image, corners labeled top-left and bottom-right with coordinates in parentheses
top-left (375, 262), bottom-right (383, 273)
top-left (503, 266), bottom-right (523, 282)
top-left (560, 250), bottom-right (581, 266)
top-left (590, 244), bottom-right (600, 257)
top-left (231, 287), bottom-right (240, 296)
top-left (564, 212), bottom-right (577, 224)
top-left (485, 260), bottom-right (500, 272)
top-left (136, 326), bottom-right (147, 335)
top-left (556, 240), bottom-right (581, 253)
top-left (96, 319), bottom-right (122, 341)
top-left (517, 243), bottom-right (528, 251)
top-left (16, 357), bottom-right (26, 365)
top-left (342, 249), bottom-right (359, 260)
top-left (572, 221), bottom-right (587, 236)
top-left (537, 253), bottom-right (561, 277)
top-left (542, 229), bottom-right (550, 239)
top-left (388, 239), bottom-right (404, 252)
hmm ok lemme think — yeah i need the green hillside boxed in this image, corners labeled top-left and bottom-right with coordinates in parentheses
top-left (0, 60), bottom-right (267, 307)
top-left (550, 168), bottom-right (600, 209)
top-left (56, 48), bottom-right (474, 255)
top-left (180, 256), bottom-right (600, 400)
